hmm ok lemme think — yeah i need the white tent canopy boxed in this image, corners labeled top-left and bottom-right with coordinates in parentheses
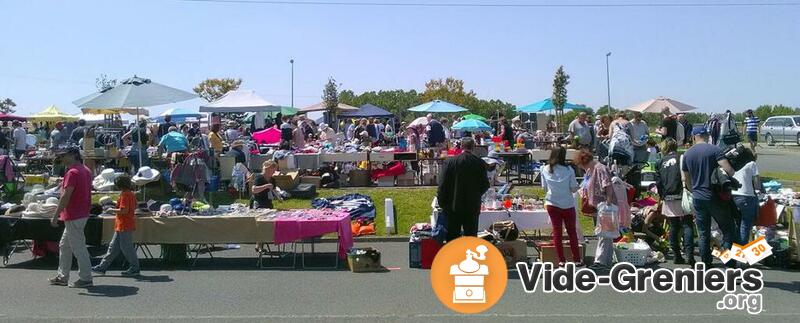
top-left (199, 90), bottom-right (281, 113)
top-left (626, 96), bottom-right (698, 114)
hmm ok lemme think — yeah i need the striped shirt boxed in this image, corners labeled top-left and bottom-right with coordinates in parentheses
top-left (744, 116), bottom-right (759, 133)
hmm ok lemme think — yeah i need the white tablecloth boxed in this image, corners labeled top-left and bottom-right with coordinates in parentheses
top-left (478, 209), bottom-right (551, 231)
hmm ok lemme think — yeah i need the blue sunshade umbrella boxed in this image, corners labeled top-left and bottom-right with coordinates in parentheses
top-left (516, 98), bottom-right (581, 113)
top-left (407, 100), bottom-right (467, 113)
top-left (452, 119), bottom-right (492, 132)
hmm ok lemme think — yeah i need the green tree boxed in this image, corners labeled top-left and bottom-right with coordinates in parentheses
top-left (551, 66), bottom-right (570, 132)
top-left (596, 105), bottom-right (612, 116)
top-left (193, 78), bottom-right (242, 102)
top-left (753, 104), bottom-right (800, 122)
top-left (0, 98), bottom-right (17, 114)
top-left (421, 77), bottom-right (476, 107)
top-left (95, 74), bottom-right (117, 91)
top-left (339, 89), bottom-right (423, 121)
top-left (322, 77), bottom-right (339, 130)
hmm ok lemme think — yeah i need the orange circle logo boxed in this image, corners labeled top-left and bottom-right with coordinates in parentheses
top-left (430, 237), bottom-right (508, 314)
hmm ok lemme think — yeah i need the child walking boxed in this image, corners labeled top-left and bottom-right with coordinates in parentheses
top-left (92, 175), bottom-right (140, 276)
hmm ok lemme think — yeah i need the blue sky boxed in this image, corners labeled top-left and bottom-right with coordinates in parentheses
top-left (0, 0), bottom-right (798, 117)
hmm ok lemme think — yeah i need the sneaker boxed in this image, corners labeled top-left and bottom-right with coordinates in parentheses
top-left (121, 269), bottom-right (140, 277)
top-left (48, 276), bottom-right (68, 286)
top-left (91, 266), bottom-right (106, 275)
top-left (69, 279), bottom-right (93, 288)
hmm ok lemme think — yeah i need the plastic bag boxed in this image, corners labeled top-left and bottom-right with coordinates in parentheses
top-left (681, 189), bottom-right (693, 215)
top-left (595, 202), bottom-right (620, 239)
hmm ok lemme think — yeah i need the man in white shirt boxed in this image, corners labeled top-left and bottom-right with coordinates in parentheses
top-left (12, 122), bottom-right (27, 159)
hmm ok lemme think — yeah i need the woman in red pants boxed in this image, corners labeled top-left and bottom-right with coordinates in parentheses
top-left (540, 147), bottom-right (583, 266)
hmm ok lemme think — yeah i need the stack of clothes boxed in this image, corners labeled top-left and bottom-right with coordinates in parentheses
top-left (311, 193), bottom-right (376, 237)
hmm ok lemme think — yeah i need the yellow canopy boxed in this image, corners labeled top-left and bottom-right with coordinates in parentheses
top-left (80, 107), bottom-right (150, 116)
top-left (28, 105), bottom-right (79, 122)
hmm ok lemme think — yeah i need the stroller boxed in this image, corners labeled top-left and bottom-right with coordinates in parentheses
top-left (0, 155), bottom-right (24, 201)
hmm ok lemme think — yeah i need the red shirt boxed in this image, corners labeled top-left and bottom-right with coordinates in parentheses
top-left (115, 190), bottom-right (137, 232)
top-left (60, 164), bottom-right (92, 221)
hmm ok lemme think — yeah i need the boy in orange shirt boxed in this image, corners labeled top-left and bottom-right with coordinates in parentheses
top-left (92, 175), bottom-right (140, 276)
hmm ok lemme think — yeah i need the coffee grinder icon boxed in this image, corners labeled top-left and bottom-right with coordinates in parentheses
top-left (450, 244), bottom-right (490, 304)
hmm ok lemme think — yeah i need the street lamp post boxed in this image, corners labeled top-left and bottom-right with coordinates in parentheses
top-left (606, 52), bottom-right (612, 115)
top-left (290, 59), bottom-right (295, 108)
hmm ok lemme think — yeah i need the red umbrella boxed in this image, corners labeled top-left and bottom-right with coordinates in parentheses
top-left (0, 114), bottom-right (27, 121)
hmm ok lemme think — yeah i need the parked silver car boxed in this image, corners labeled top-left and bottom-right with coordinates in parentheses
top-left (760, 115), bottom-right (800, 146)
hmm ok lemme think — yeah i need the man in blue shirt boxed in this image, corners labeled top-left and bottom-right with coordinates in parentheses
top-left (681, 126), bottom-right (736, 267)
top-left (744, 109), bottom-right (759, 153)
top-left (158, 126), bottom-right (189, 154)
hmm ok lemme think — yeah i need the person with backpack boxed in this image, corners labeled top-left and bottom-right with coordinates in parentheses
top-left (655, 138), bottom-right (695, 265)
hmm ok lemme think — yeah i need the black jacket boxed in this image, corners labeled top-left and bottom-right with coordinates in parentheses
top-left (437, 152), bottom-right (490, 215)
top-left (655, 152), bottom-right (682, 200)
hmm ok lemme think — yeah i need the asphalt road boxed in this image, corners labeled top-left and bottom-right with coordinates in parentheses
top-left (1, 240), bottom-right (798, 323)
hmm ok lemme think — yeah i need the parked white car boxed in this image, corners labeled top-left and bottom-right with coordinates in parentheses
top-left (760, 115), bottom-right (800, 146)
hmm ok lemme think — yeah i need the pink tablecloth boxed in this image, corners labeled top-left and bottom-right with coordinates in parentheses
top-left (272, 210), bottom-right (353, 258)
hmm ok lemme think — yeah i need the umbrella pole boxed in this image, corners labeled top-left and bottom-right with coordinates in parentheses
top-left (136, 107), bottom-right (147, 202)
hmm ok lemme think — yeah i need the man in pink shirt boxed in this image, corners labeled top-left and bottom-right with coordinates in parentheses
top-left (48, 147), bottom-right (94, 288)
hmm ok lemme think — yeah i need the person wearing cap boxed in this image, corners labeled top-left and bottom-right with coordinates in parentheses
top-left (50, 122), bottom-right (67, 149)
top-left (437, 137), bottom-right (490, 241)
top-left (48, 147), bottom-right (93, 288)
top-left (681, 126), bottom-right (737, 267)
top-left (158, 126), bottom-right (189, 154)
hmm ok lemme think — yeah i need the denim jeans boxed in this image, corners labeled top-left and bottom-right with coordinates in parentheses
top-left (693, 198), bottom-right (738, 265)
top-left (96, 231), bottom-right (140, 272)
top-left (128, 147), bottom-right (151, 172)
top-left (733, 195), bottom-right (758, 245)
top-left (667, 215), bottom-right (695, 261)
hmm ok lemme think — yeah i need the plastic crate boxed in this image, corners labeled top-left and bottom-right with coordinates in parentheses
top-left (613, 243), bottom-right (650, 267)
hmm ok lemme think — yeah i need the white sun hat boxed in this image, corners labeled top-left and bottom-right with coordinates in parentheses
top-left (93, 169), bottom-right (120, 191)
top-left (132, 166), bottom-right (161, 185)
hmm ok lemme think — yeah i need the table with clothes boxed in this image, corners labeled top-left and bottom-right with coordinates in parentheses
top-left (0, 216), bottom-right (105, 264)
top-left (265, 209), bottom-right (353, 258)
top-left (311, 193), bottom-right (376, 237)
top-left (98, 209), bottom-right (353, 259)
top-left (478, 209), bottom-right (551, 232)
